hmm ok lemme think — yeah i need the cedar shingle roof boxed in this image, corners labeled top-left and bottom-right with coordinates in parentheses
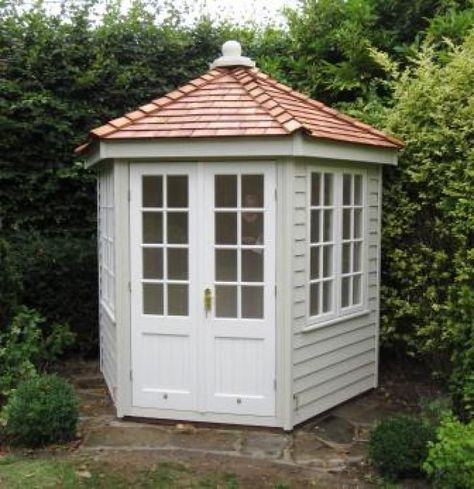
top-left (76, 66), bottom-right (403, 154)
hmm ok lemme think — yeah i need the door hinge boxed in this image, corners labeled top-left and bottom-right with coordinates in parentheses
top-left (274, 285), bottom-right (277, 296)
top-left (129, 369), bottom-right (133, 381)
top-left (128, 281), bottom-right (131, 292)
top-left (128, 189), bottom-right (131, 202)
top-left (274, 188), bottom-right (277, 201)
top-left (273, 378), bottom-right (277, 391)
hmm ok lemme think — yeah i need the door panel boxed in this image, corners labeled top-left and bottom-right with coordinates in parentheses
top-left (203, 165), bottom-right (276, 416)
top-left (130, 164), bottom-right (198, 411)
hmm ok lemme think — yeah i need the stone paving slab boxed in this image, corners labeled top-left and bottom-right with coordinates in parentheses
top-left (240, 431), bottom-right (290, 459)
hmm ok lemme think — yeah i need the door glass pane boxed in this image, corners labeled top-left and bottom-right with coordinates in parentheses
top-left (353, 275), bottom-right (361, 305)
top-left (143, 176), bottom-right (162, 208)
top-left (342, 277), bottom-right (350, 308)
top-left (167, 248), bottom-right (188, 280)
top-left (242, 286), bottom-right (263, 319)
top-left (143, 212), bottom-right (163, 243)
top-left (323, 281), bottom-right (332, 313)
top-left (241, 212), bottom-right (263, 245)
top-left (167, 212), bottom-right (188, 244)
top-left (242, 175), bottom-right (264, 208)
top-left (353, 242), bottom-right (362, 272)
top-left (242, 249), bottom-right (263, 282)
top-left (167, 176), bottom-right (188, 208)
top-left (323, 209), bottom-right (332, 242)
top-left (310, 210), bottom-right (320, 243)
top-left (342, 243), bottom-right (351, 273)
top-left (354, 175), bottom-right (363, 205)
top-left (354, 209), bottom-right (362, 239)
top-left (343, 174), bottom-right (352, 205)
top-left (310, 246), bottom-right (320, 279)
top-left (310, 282), bottom-right (319, 316)
top-left (143, 248), bottom-right (163, 279)
top-left (342, 209), bottom-right (351, 240)
top-left (143, 283), bottom-right (163, 315)
top-left (215, 175), bottom-right (237, 207)
top-left (323, 245), bottom-right (332, 278)
top-left (215, 249), bottom-right (237, 282)
top-left (311, 173), bottom-right (321, 206)
top-left (168, 284), bottom-right (188, 316)
top-left (323, 174), bottom-right (333, 206)
top-left (215, 212), bottom-right (237, 244)
top-left (215, 285), bottom-right (237, 318)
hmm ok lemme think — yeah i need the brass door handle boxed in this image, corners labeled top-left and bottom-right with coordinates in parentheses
top-left (204, 287), bottom-right (212, 316)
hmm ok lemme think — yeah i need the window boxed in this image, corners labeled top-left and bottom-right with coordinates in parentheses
top-left (308, 168), bottom-right (366, 324)
top-left (98, 168), bottom-right (115, 318)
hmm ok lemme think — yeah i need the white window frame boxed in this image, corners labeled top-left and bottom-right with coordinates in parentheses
top-left (98, 167), bottom-right (115, 320)
top-left (305, 166), bottom-right (368, 331)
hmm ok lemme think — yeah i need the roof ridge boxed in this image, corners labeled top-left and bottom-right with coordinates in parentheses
top-left (89, 68), bottom-right (229, 139)
top-left (251, 69), bottom-right (404, 148)
top-left (229, 67), bottom-right (304, 135)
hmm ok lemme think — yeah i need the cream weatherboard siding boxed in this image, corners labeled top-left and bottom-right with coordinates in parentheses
top-left (97, 164), bottom-right (117, 401)
top-left (291, 161), bottom-right (382, 426)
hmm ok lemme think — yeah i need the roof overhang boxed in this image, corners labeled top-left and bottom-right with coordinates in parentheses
top-left (80, 132), bottom-right (398, 169)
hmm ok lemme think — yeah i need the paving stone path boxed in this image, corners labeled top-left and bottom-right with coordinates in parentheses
top-left (69, 361), bottom-right (401, 477)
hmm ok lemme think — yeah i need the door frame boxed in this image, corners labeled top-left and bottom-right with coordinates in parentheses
top-left (115, 160), bottom-right (291, 429)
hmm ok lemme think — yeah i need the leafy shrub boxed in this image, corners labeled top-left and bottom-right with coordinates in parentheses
top-left (423, 414), bottom-right (474, 489)
top-left (0, 306), bottom-right (75, 400)
top-left (3, 374), bottom-right (79, 447)
top-left (368, 414), bottom-right (435, 480)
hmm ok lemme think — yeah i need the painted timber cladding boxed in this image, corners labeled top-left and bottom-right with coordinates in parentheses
top-left (291, 160), bottom-right (381, 426)
top-left (98, 165), bottom-right (117, 401)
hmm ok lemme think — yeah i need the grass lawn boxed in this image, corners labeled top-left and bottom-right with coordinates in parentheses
top-left (0, 455), bottom-right (291, 489)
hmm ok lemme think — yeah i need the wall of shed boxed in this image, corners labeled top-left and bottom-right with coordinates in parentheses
top-left (97, 164), bottom-right (117, 402)
top-left (291, 160), bottom-right (382, 426)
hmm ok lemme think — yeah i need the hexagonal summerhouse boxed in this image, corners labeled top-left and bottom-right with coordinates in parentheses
top-left (76, 42), bottom-right (402, 430)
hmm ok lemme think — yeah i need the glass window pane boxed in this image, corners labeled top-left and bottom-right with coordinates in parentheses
top-left (310, 210), bottom-right (320, 243)
top-left (342, 243), bottom-right (351, 274)
top-left (353, 242), bottom-right (362, 272)
top-left (215, 285), bottom-right (237, 318)
top-left (167, 248), bottom-right (188, 280)
top-left (354, 209), bottom-right (362, 239)
top-left (143, 176), bottom-right (162, 208)
top-left (323, 209), bottom-right (333, 242)
top-left (323, 245), bottom-right (333, 278)
top-left (167, 176), bottom-right (188, 208)
top-left (242, 249), bottom-right (263, 282)
top-left (143, 248), bottom-right (163, 279)
top-left (343, 174), bottom-right (352, 206)
top-left (215, 212), bottom-right (237, 244)
top-left (241, 212), bottom-right (263, 245)
top-left (342, 277), bottom-right (350, 308)
top-left (342, 209), bottom-right (351, 240)
top-left (215, 175), bottom-right (237, 207)
top-left (242, 175), bottom-right (263, 208)
top-left (311, 173), bottom-right (321, 206)
top-left (322, 280), bottom-right (332, 313)
top-left (310, 246), bottom-right (320, 279)
top-left (143, 283), bottom-right (163, 315)
top-left (215, 249), bottom-right (237, 282)
top-left (168, 284), bottom-right (188, 316)
top-left (323, 173), bottom-right (333, 206)
top-left (143, 212), bottom-right (163, 244)
top-left (354, 175), bottom-right (363, 205)
top-left (242, 286), bottom-right (264, 319)
top-left (353, 275), bottom-right (361, 305)
top-left (310, 282), bottom-right (320, 316)
top-left (167, 212), bottom-right (188, 244)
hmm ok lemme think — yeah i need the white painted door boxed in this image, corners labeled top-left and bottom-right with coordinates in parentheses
top-left (130, 162), bottom-right (276, 417)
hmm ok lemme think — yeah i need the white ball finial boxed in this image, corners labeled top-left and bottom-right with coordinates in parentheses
top-left (222, 40), bottom-right (242, 58)
top-left (210, 40), bottom-right (255, 69)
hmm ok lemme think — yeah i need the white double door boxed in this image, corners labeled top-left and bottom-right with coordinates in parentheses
top-left (130, 162), bottom-right (276, 417)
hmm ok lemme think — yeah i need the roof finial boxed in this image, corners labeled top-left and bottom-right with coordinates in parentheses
top-left (210, 40), bottom-right (256, 69)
